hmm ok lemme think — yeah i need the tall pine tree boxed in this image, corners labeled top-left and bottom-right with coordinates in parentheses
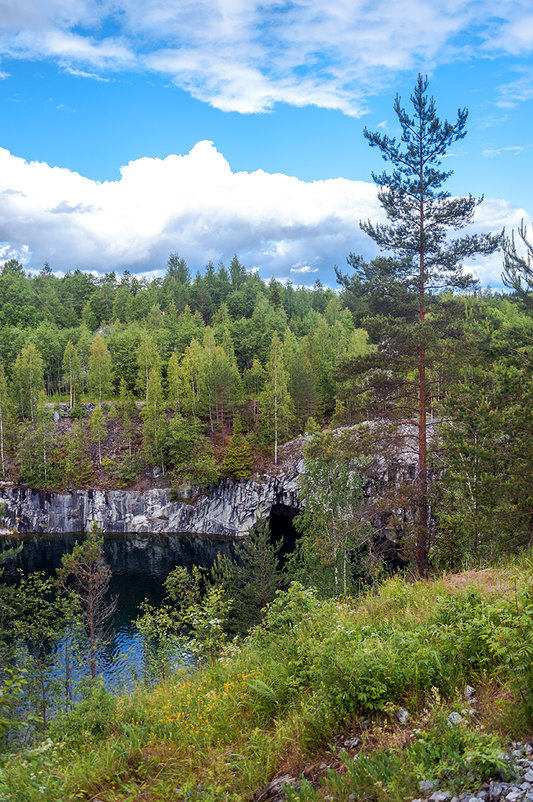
top-left (340, 75), bottom-right (500, 575)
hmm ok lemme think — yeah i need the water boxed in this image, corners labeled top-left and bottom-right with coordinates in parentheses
top-left (0, 531), bottom-right (236, 687)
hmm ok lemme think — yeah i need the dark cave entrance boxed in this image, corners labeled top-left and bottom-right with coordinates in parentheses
top-left (267, 503), bottom-right (300, 566)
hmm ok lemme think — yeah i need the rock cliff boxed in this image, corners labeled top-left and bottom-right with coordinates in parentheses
top-left (0, 468), bottom-right (302, 538)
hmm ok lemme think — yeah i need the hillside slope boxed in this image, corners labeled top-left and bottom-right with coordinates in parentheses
top-left (1, 557), bottom-right (532, 802)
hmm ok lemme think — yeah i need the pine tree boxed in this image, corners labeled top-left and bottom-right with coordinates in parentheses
top-left (211, 520), bottom-right (283, 634)
top-left (343, 74), bottom-right (500, 575)
top-left (59, 522), bottom-right (116, 680)
top-left (502, 221), bottom-right (533, 308)
top-left (222, 415), bottom-right (254, 479)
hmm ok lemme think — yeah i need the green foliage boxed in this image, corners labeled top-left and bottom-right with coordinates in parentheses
top-left (142, 367), bottom-right (166, 471)
top-left (88, 332), bottom-right (113, 402)
top-left (88, 404), bottom-right (107, 465)
top-left (212, 520), bottom-right (284, 634)
top-left (338, 75), bottom-right (500, 575)
top-left (12, 341), bottom-right (44, 420)
top-left (488, 573), bottom-right (533, 716)
top-left (47, 680), bottom-right (118, 746)
top-left (257, 331), bottom-right (294, 463)
top-left (291, 429), bottom-right (372, 596)
top-left (2, 563), bottom-right (533, 800)
top-left (290, 713), bottom-right (510, 801)
top-left (0, 668), bottom-right (27, 750)
top-left (61, 421), bottom-right (93, 487)
top-left (222, 415), bottom-right (254, 479)
top-left (136, 565), bottom-right (231, 677)
top-left (62, 339), bottom-right (82, 407)
top-left (166, 414), bottom-right (219, 488)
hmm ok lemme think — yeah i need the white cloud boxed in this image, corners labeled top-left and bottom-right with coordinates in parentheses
top-left (482, 145), bottom-right (526, 157)
top-left (0, 140), bottom-right (526, 287)
top-left (1, 1), bottom-right (533, 113)
top-left (496, 67), bottom-right (533, 108)
top-left (290, 265), bottom-right (319, 274)
top-left (63, 66), bottom-right (111, 82)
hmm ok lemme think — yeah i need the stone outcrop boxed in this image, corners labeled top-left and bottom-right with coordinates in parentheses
top-left (0, 469), bottom-right (302, 538)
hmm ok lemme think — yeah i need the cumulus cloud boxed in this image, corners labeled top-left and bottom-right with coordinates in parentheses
top-left (1, 1), bottom-right (533, 114)
top-left (0, 140), bottom-right (525, 287)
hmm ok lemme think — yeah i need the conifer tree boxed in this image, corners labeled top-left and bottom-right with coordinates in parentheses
top-left (211, 520), bottom-right (283, 634)
top-left (59, 522), bottom-right (116, 680)
top-left (502, 222), bottom-right (533, 308)
top-left (222, 415), bottom-right (254, 479)
top-left (342, 74), bottom-right (500, 575)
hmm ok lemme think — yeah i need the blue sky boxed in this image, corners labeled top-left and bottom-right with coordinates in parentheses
top-left (0, 1), bottom-right (532, 287)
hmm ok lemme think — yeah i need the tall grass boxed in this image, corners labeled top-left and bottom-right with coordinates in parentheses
top-left (1, 556), bottom-right (531, 802)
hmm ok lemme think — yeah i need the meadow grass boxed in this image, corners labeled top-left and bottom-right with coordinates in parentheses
top-left (1, 554), bottom-right (531, 802)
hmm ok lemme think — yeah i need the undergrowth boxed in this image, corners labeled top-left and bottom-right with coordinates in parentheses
top-left (0, 554), bottom-right (531, 802)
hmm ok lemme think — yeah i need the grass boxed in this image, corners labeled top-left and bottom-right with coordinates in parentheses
top-left (1, 554), bottom-right (532, 801)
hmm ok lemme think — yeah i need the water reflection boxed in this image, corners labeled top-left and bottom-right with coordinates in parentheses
top-left (0, 531), bottom-right (236, 687)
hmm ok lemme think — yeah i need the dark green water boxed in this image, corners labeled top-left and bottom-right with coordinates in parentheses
top-left (0, 532), bottom-right (236, 685)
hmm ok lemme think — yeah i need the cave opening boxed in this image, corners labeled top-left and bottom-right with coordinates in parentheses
top-left (267, 503), bottom-right (300, 566)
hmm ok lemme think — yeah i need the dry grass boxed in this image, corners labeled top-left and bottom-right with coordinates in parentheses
top-left (440, 568), bottom-right (516, 599)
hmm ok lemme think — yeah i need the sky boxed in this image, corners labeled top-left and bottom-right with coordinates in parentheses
top-left (0, 1), bottom-right (532, 288)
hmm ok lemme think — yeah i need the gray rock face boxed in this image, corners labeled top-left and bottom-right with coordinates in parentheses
top-left (0, 469), bottom-right (302, 537)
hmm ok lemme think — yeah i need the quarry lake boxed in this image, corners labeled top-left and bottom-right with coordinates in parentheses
top-left (0, 531), bottom-right (237, 686)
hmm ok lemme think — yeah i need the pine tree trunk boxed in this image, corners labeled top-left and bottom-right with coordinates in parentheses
top-left (417, 196), bottom-right (429, 577)
top-left (418, 341), bottom-right (429, 577)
